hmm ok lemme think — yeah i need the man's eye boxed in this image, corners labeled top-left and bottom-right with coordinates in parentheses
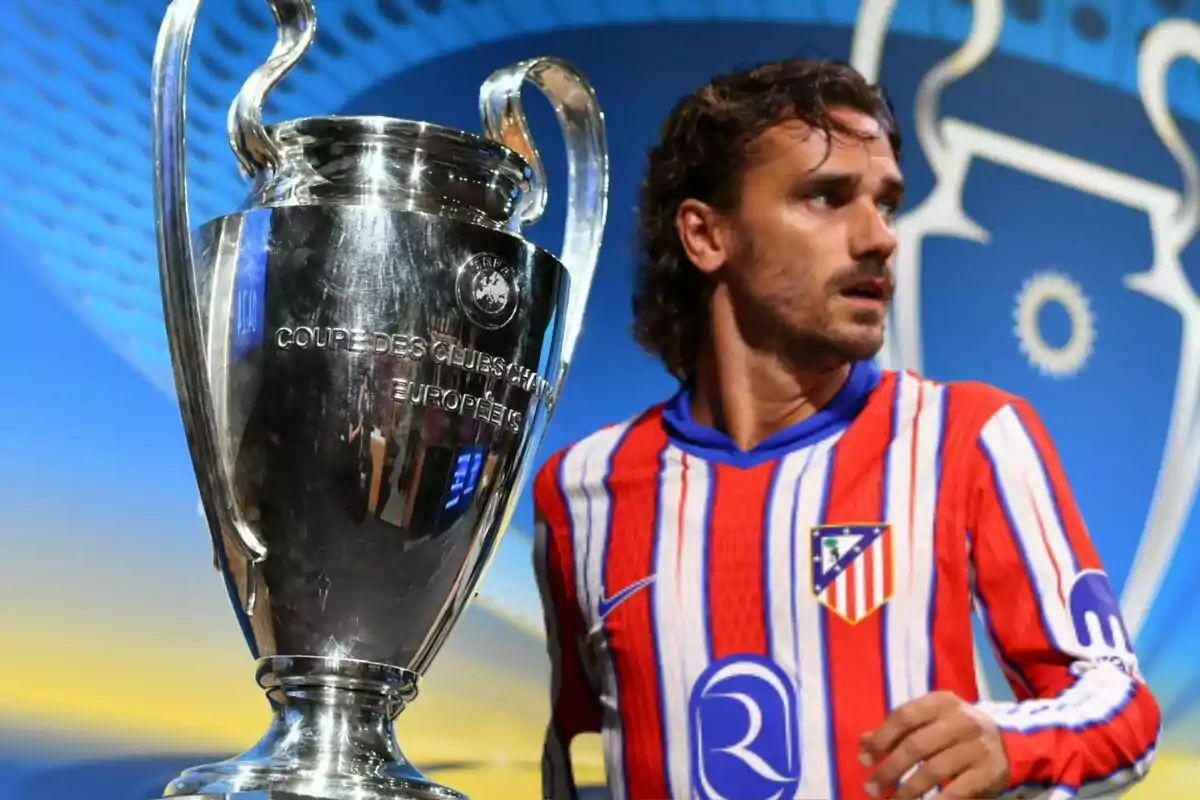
top-left (805, 192), bottom-right (836, 209)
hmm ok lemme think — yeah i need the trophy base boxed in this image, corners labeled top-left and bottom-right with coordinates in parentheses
top-left (160, 657), bottom-right (466, 800)
top-left (162, 768), bottom-right (460, 800)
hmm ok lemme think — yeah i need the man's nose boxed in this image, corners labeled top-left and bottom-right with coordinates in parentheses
top-left (849, 201), bottom-right (898, 263)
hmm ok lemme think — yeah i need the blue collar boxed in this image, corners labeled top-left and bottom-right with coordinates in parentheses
top-left (661, 360), bottom-right (882, 468)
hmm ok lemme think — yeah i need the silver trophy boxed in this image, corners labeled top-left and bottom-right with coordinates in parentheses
top-left (150, 0), bottom-right (607, 797)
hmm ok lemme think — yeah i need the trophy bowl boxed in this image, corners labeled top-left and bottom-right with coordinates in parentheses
top-left (150, 1), bottom-right (608, 798)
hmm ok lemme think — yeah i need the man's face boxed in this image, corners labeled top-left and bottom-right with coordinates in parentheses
top-left (721, 108), bottom-right (903, 367)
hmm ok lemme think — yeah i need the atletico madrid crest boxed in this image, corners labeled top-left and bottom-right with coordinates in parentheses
top-left (811, 523), bottom-right (894, 625)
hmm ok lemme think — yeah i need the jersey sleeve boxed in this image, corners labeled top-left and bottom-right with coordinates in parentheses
top-left (532, 452), bottom-right (603, 800)
top-left (966, 399), bottom-right (1160, 797)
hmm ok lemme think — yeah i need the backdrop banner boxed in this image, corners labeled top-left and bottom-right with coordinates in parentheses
top-left (1, 0), bottom-right (1199, 797)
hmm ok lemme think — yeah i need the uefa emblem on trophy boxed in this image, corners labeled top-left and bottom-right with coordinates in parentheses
top-left (149, 0), bottom-right (608, 797)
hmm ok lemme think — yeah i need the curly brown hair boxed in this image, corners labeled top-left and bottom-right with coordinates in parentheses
top-left (631, 58), bottom-right (901, 381)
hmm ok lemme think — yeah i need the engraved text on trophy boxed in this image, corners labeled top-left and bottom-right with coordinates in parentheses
top-left (271, 325), bottom-right (554, 435)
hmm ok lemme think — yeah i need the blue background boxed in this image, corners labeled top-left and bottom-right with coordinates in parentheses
top-left (2, 0), bottom-right (1200, 796)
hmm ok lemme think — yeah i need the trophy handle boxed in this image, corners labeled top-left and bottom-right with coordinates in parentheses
top-left (151, 0), bottom-right (269, 565)
top-left (228, 0), bottom-right (317, 176)
top-left (479, 57), bottom-right (610, 377)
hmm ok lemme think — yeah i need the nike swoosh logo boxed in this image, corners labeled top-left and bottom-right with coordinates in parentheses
top-left (597, 575), bottom-right (657, 619)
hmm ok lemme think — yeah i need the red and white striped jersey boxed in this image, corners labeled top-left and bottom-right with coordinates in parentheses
top-left (532, 361), bottom-right (1160, 800)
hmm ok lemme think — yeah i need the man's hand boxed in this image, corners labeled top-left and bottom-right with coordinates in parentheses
top-left (859, 691), bottom-right (1010, 799)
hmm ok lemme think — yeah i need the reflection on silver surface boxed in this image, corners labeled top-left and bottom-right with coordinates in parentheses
top-left (150, 0), bottom-right (608, 797)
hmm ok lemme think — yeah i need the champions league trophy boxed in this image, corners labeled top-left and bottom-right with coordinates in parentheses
top-left (150, 0), bottom-right (607, 797)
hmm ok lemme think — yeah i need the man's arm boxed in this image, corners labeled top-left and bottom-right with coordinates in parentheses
top-left (969, 399), bottom-right (1160, 797)
top-left (532, 457), bottom-right (602, 800)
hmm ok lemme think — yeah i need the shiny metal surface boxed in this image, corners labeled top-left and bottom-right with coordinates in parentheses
top-left (247, 116), bottom-right (533, 230)
top-left (191, 202), bottom-right (565, 674)
top-left (150, 0), bottom-right (608, 797)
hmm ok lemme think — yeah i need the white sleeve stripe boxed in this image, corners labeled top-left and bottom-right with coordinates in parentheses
top-left (981, 666), bottom-right (1136, 733)
top-left (558, 423), bottom-right (633, 626)
top-left (994, 405), bottom-right (1079, 573)
top-left (560, 442), bottom-right (596, 616)
top-left (557, 422), bottom-right (634, 800)
top-left (979, 405), bottom-right (1077, 651)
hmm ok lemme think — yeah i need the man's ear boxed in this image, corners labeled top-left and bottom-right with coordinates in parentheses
top-left (675, 198), bottom-right (729, 276)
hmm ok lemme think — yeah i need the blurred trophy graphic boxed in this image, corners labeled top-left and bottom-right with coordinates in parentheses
top-left (150, 0), bottom-right (608, 797)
